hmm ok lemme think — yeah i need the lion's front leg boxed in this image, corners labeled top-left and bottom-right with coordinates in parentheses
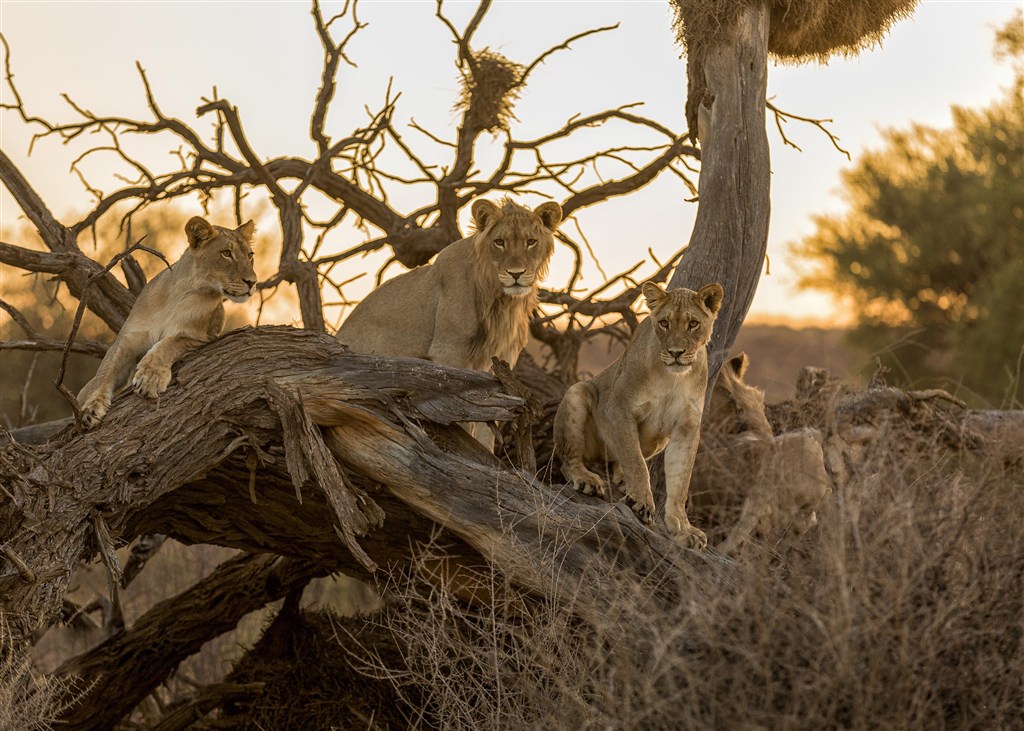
top-left (553, 383), bottom-right (607, 498)
top-left (78, 332), bottom-right (149, 429)
top-left (132, 335), bottom-right (206, 399)
top-left (663, 427), bottom-right (706, 550)
top-left (604, 418), bottom-right (655, 524)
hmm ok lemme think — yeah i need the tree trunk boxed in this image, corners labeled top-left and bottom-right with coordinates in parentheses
top-left (669, 3), bottom-right (771, 393)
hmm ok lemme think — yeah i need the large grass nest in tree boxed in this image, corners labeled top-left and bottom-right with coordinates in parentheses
top-left (671, 0), bottom-right (920, 64)
top-left (456, 48), bottom-right (524, 133)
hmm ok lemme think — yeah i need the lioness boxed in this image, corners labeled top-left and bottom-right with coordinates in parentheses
top-left (696, 353), bottom-right (831, 554)
top-left (78, 217), bottom-right (257, 429)
top-left (336, 197), bottom-right (560, 373)
top-left (554, 280), bottom-right (724, 549)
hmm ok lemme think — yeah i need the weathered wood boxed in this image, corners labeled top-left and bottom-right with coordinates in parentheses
top-left (0, 325), bottom-right (700, 661)
top-left (491, 356), bottom-right (542, 476)
top-left (4, 419), bottom-right (73, 446)
top-left (0, 326), bottom-right (522, 647)
top-left (53, 553), bottom-right (321, 731)
top-left (670, 3), bottom-right (771, 393)
top-left (152, 682), bottom-right (266, 731)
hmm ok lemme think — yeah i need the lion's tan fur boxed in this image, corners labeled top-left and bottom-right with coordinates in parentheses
top-left (465, 214), bottom-right (540, 370)
top-left (553, 281), bottom-right (724, 550)
top-left (337, 198), bottom-right (560, 373)
top-left (695, 353), bottom-right (831, 555)
top-left (77, 217), bottom-right (257, 429)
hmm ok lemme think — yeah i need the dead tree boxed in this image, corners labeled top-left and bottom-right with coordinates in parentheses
top-left (0, 327), bottom-right (705, 728)
top-left (0, 0), bottom-right (698, 340)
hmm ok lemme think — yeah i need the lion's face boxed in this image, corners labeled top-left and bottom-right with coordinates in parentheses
top-left (642, 281), bottom-right (724, 373)
top-left (471, 198), bottom-right (561, 297)
top-left (767, 430), bottom-right (831, 538)
top-left (185, 217), bottom-right (258, 303)
top-left (708, 353), bottom-right (774, 440)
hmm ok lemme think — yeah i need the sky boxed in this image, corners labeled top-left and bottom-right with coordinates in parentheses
top-left (0, 0), bottom-right (1019, 328)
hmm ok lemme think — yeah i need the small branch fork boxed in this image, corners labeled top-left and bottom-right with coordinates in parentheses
top-left (531, 246), bottom-right (689, 382)
top-left (766, 99), bottom-right (850, 159)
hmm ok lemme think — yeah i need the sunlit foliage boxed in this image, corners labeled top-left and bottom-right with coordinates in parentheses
top-left (794, 12), bottom-right (1024, 405)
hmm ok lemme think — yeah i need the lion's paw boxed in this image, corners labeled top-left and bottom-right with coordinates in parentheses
top-left (624, 494), bottom-right (655, 525)
top-left (671, 525), bottom-right (708, 551)
top-left (570, 473), bottom-right (607, 499)
top-left (80, 394), bottom-right (110, 430)
top-left (132, 363), bottom-right (171, 399)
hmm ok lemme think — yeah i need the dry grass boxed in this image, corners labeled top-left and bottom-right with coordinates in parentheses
top-left (10, 377), bottom-right (1021, 728)
top-left (365, 435), bottom-right (1022, 730)
top-left (1, 616), bottom-right (79, 731)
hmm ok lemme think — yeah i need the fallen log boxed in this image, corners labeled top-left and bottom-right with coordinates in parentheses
top-left (0, 325), bottom-right (693, 659)
top-left (53, 553), bottom-right (323, 731)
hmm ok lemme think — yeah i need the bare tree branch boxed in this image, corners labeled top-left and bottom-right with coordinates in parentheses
top-left (521, 23), bottom-right (620, 84)
top-left (311, 0), bottom-right (368, 155)
top-left (766, 99), bottom-right (851, 159)
top-left (2, 0), bottom-right (697, 357)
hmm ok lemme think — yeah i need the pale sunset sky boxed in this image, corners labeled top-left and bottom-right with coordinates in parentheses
top-left (0, 0), bottom-right (1019, 328)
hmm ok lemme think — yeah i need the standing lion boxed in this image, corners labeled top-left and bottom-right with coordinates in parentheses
top-left (554, 281), bottom-right (724, 549)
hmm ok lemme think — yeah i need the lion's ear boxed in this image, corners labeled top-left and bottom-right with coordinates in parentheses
top-left (641, 281), bottom-right (666, 310)
top-left (236, 220), bottom-right (255, 242)
top-left (471, 199), bottom-right (503, 231)
top-left (727, 352), bottom-right (750, 380)
top-left (697, 283), bottom-right (724, 315)
top-left (185, 217), bottom-right (215, 248)
top-left (534, 201), bottom-right (562, 231)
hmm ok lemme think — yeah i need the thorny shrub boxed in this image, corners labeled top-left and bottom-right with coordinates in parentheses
top-left (0, 616), bottom-right (79, 731)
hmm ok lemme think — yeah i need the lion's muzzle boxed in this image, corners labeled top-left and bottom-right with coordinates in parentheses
top-left (224, 279), bottom-right (256, 303)
top-left (499, 269), bottom-right (533, 296)
top-left (662, 349), bottom-right (697, 370)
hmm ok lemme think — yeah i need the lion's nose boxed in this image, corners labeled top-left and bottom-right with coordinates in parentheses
top-left (507, 269), bottom-right (525, 281)
top-left (244, 277), bottom-right (257, 289)
top-left (668, 349), bottom-right (685, 361)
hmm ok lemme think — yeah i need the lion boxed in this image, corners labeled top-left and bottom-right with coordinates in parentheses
top-left (77, 216), bottom-right (257, 429)
top-left (693, 353), bottom-right (831, 555)
top-left (553, 280), bottom-right (724, 549)
top-left (337, 197), bottom-right (560, 371)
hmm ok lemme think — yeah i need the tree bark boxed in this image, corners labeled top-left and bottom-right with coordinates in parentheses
top-left (53, 553), bottom-right (322, 731)
top-left (669, 3), bottom-right (771, 393)
top-left (0, 326), bottom-right (691, 654)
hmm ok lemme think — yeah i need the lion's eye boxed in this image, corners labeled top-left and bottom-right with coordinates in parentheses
top-left (221, 250), bottom-right (232, 259)
top-left (688, 319), bottom-right (700, 330)
top-left (658, 319), bottom-right (669, 329)
top-left (248, 252), bottom-right (255, 261)
top-left (526, 238), bottom-right (537, 248)
top-left (493, 238), bottom-right (505, 248)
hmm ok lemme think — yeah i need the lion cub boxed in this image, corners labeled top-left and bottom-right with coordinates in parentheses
top-left (553, 281), bottom-right (724, 549)
top-left (77, 217), bottom-right (257, 429)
